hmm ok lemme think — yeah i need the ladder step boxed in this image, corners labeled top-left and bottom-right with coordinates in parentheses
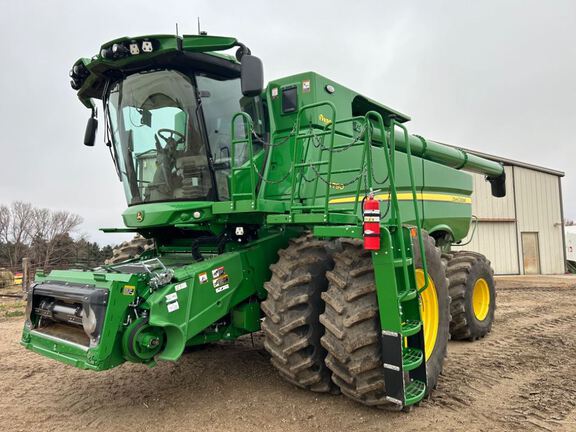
top-left (404, 380), bottom-right (426, 406)
top-left (291, 204), bottom-right (324, 210)
top-left (332, 141), bottom-right (365, 150)
top-left (327, 167), bottom-right (363, 175)
top-left (398, 289), bottom-right (418, 302)
top-left (297, 130), bottom-right (332, 139)
top-left (393, 258), bottom-right (413, 267)
top-left (402, 347), bottom-right (423, 371)
top-left (294, 161), bottom-right (329, 168)
top-left (401, 320), bottom-right (421, 337)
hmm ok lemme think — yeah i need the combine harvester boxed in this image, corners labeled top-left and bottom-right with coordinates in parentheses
top-left (21, 33), bottom-right (505, 409)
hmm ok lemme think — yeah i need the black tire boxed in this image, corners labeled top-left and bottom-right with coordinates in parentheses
top-left (444, 251), bottom-right (496, 340)
top-left (319, 232), bottom-right (450, 406)
top-left (105, 235), bottom-right (153, 265)
top-left (261, 233), bottom-right (336, 393)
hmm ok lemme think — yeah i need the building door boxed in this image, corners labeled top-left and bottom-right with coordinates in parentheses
top-left (521, 232), bottom-right (541, 274)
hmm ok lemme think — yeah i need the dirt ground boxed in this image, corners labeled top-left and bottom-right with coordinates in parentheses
top-left (1, 275), bottom-right (576, 432)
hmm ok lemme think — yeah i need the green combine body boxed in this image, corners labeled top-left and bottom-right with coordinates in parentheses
top-left (21, 34), bottom-right (505, 409)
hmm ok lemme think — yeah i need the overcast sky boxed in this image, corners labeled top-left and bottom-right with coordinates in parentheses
top-left (1, 0), bottom-right (575, 245)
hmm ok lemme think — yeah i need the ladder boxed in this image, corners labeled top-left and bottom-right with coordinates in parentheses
top-left (372, 226), bottom-right (427, 407)
top-left (288, 102), bottom-right (371, 222)
top-left (262, 101), bottom-right (373, 225)
top-left (368, 113), bottom-right (429, 407)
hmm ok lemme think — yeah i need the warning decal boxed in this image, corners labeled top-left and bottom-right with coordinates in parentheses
top-left (198, 272), bottom-right (208, 284)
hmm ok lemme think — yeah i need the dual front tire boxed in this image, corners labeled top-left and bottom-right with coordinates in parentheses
top-left (262, 233), bottom-right (495, 406)
top-left (317, 232), bottom-right (450, 406)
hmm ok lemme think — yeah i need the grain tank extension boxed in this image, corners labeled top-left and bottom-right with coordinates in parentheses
top-left (21, 34), bottom-right (504, 409)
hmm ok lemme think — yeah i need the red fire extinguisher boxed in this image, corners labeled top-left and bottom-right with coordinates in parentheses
top-left (363, 192), bottom-right (381, 250)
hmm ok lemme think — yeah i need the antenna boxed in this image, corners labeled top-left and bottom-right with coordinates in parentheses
top-left (175, 22), bottom-right (179, 37)
top-left (197, 17), bottom-right (207, 36)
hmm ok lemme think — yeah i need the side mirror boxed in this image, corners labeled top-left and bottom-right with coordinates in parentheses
top-left (241, 55), bottom-right (264, 97)
top-left (84, 116), bottom-right (98, 147)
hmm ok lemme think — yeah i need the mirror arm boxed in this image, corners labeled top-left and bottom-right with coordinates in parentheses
top-left (87, 97), bottom-right (97, 120)
top-left (234, 42), bottom-right (252, 62)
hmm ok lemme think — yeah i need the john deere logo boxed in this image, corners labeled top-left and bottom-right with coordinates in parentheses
top-left (136, 211), bottom-right (144, 222)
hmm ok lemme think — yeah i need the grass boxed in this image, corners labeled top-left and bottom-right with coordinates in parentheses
top-left (0, 301), bottom-right (25, 311)
top-left (0, 299), bottom-right (26, 319)
top-left (5, 310), bottom-right (24, 318)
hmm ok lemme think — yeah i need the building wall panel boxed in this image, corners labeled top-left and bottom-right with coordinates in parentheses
top-left (513, 167), bottom-right (564, 274)
top-left (470, 166), bottom-right (516, 220)
top-left (453, 222), bottom-right (519, 274)
top-left (454, 165), bottom-right (564, 275)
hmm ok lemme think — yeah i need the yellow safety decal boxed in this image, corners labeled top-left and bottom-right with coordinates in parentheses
top-left (363, 216), bottom-right (380, 222)
top-left (328, 192), bottom-right (472, 205)
top-left (122, 285), bottom-right (136, 296)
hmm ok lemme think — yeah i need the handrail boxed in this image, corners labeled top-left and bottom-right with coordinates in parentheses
top-left (230, 112), bottom-right (257, 208)
top-left (313, 115), bottom-right (371, 215)
top-left (391, 120), bottom-right (429, 294)
top-left (291, 109), bottom-right (372, 218)
top-left (365, 112), bottom-right (399, 223)
top-left (293, 101), bottom-right (337, 216)
top-left (366, 111), bottom-right (411, 292)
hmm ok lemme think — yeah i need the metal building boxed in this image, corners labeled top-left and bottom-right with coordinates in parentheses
top-left (451, 150), bottom-right (566, 275)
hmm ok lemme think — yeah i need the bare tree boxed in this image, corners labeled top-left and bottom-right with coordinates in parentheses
top-left (0, 205), bottom-right (9, 244)
top-left (0, 202), bottom-right (34, 267)
top-left (30, 208), bottom-right (83, 270)
top-left (0, 202), bottom-right (83, 270)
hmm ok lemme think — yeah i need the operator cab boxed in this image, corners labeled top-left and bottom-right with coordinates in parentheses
top-left (104, 60), bottom-right (267, 205)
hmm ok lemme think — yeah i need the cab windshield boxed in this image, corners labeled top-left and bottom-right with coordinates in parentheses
top-left (107, 69), bottom-right (264, 205)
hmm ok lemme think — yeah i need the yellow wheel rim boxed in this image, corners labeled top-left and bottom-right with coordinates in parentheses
top-left (416, 269), bottom-right (439, 361)
top-left (472, 278), bottom-right (490, 321)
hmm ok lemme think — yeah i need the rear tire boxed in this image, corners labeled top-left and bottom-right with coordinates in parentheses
top-left (261, 233), bottom-right (336, 393)
top-left (105, 235), bottom-right (153, 265)
top-left (319, 232), bottom-right (450, 406)
top-left (444, 251), bottom-right (496, 340)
